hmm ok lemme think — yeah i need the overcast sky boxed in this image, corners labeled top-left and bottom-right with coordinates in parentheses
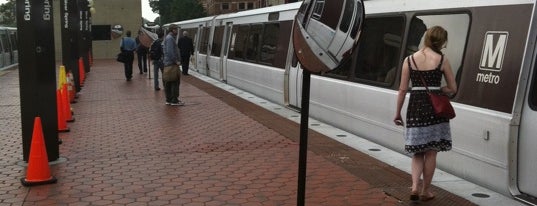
top-left (0, 0), bottom-right (159, 21)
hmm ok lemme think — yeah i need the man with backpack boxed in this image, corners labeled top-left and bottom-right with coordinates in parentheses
top-left (149, 29), bottom-right (164, 91)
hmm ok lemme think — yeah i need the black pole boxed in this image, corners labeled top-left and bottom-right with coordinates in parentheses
top-left (17, 0), bottom-right (59, 161)
top-left (297, 70), bottom-right (311, 206)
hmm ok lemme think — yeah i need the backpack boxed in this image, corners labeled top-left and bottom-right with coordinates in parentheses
top-left (149, 39), bottom-right (163, 60)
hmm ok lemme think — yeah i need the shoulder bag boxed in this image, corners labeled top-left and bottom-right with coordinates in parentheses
top-left (117, 38), bottom-right (127, 63)
top-left (410, 55), bottom-right (456, 119)
top-left (162, 64), bottom-right (180, 82)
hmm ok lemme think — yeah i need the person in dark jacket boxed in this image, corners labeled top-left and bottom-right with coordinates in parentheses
top-left (135, 30), bottom-right (149, 74)
top-left (177, 31), bottom-right (194, 75)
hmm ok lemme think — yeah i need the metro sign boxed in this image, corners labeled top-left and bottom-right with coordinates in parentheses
top-left (480, 31), bottom-right (509, 72)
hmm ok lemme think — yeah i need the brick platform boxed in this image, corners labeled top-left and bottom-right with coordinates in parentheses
top-left (0, 59), bottom-right (476, 205)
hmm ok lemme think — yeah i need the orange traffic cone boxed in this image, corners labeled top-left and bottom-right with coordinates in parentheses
top-left (57, 90), bottom-right (70, 132)
top-left (21, 117), bottom-right (58, 186)
top-left (61, 84), bottom-right (74, 122)
top-left (78, 57), bottom-right (85, 87)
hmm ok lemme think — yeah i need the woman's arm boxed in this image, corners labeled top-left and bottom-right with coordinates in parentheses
top-left (394, 57), bottom-right (410, 125)
top-left (441, 58), bottom-right (458, 95)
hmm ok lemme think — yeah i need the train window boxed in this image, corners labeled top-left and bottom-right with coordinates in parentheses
top-left (273, 21), bottom-right (293, 69)
top-left (0, 31), bottom-right (9, 53)
top-left (199, 27), bottom-right (210, 55)
top-left (339, 0), bottom-right (354, 33)
top-left (530, 64), bottom-right (537, 110)
top-left (9, 31), bottom-right (16, 50)
top-left (260, 23), bottom-right (279, 65)
top-left (211, 26), bottom-right (225, 57)
top-left (316, 0), bottom-right (343, 30)
top-left (354, 16), bottom-right (404, 84)
top-left (408, 14), bottom-right (469, 88)
top-left (245, 24), bottom-right (263, 62)
top-left (268, 12), bottom-right (279, 21)
top-left (311, 0), bottom-right (324, 20)
top-left (350, 1), bottom-right (363, 38)
top-left (232, 25), bottom-right (249, 60)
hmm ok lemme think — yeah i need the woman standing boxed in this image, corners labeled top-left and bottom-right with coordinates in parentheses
top-left (394, 26), bottom-right (457, 202)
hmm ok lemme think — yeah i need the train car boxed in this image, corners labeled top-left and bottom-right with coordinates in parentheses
top-left (171, 0), bottom-right (537, 204)
top-left (0, 26), bottom-right (18, 70)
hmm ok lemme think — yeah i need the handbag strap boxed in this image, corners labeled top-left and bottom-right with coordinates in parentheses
top-left (409, 55), bottom-right (431, 93)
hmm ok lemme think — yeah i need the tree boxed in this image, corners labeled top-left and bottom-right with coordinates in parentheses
top-left (0, 0), bottom-right (16, 27)
top-left (149, 0), bottom-right (206, 25)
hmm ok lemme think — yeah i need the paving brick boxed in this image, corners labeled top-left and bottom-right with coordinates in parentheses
top-left (0, 60), bottom-right (477, 205)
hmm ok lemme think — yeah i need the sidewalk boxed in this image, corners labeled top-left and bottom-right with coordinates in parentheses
top-left (0, 59), bottom-right (477, 205)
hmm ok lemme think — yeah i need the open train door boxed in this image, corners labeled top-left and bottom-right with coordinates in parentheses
top-left (517, 45), bottom-right (537, 204)
top-left (287, 0), bottom-right (365, 108)
top-left (220, 22), bottom-right (233, 82)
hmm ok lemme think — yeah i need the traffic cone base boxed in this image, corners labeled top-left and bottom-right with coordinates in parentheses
top-left (21, 117), bottom-right (58, 187)
top-left (21, 176), bottom-right (57, 186)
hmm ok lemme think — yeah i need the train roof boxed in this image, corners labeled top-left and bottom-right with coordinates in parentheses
top-left (166, 2), bottom-right (302, 27)
top-left (364, 0), bottom-right (534, 14)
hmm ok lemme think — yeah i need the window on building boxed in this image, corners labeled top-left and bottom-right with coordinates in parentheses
top-left (238, 3), bottom-right (245, 10)
top-left (92, 25), bottom-right (111, 40)
top-left (247, 2), bottom-right (254, 9)
top-left (222, 3), bottom-right (229, 10)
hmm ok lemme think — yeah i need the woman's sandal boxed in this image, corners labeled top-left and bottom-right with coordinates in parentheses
top-left (410, 192), bottom-right (419, 201)
top-left (420, 194), bottom-right (435, 202)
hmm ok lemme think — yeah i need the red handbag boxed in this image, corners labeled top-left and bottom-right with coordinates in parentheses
top-left (428, 92), bottom-right (456, 119)
top-left (411, 56), bottom-right (456, 119)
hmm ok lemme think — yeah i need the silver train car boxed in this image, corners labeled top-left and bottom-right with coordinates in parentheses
top-left (167, 0), bottom-right (537, 204)
top-left (0, 26), bottom-right (17, 70)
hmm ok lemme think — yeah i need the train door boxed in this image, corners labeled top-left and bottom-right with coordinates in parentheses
top-left (197, 24), bottom-right (210, 75)
top-left (220, 22), bottom-right (233, 82)
top-left (287, 49), bottom-right (303, 107)
top-left (0, 29), bottom-right (6, 68)
top-left (10, 29), bottom-right (17, 64)
top-left (327, 0), bottom-right (361, 60)
top-left (518, 51), bottom-right (537, 199)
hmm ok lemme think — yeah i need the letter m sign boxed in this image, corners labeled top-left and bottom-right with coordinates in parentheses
top-left (480, 31), bottom-right (509, 72)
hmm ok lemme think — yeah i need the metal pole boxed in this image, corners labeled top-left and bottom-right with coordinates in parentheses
top-left (297, 70), bottom-right (311, 206)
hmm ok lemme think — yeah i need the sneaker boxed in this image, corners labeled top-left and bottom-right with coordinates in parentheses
top-left (165, 102), bottom-right (171, 105)
top-left (170, 100), bottom-right (184, 106)
top-left (155, 87), bottom-right (161, 91)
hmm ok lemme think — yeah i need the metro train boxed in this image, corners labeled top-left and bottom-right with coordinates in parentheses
top-left (166, 0), bottom-right (537, 204)
top-left (0, 26), bottom-right (17, 70)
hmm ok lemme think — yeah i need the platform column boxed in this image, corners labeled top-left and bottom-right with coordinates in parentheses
top-left (61, 0), bottom-right (81, 92)
top-left (17, 0), bottom-right (59, 162)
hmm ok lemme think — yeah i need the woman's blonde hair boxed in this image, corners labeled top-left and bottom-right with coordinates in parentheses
top-left (424, 26), bottom-right (448, 54)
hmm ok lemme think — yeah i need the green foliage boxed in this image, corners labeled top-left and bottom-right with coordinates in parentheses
top-left (0, 0), bottom-right (16, 27)
top-left (149, 0), bottom-right (207, 25)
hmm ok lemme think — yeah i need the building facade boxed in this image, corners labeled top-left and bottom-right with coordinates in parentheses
top-left (53, 0), bottom-right (143, 60)
top-left (201, 0), bottom-right (288, 15)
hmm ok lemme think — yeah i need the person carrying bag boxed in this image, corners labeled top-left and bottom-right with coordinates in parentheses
top-left (161, 24), bottom-right (184, 106)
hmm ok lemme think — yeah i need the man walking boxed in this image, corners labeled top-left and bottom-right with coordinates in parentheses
top-left (120, 31), bottom-right (137, 81)
top-left (177, 31), bottom-right (194, 75)
top-left (163, 25), bottom-right (183, 106)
